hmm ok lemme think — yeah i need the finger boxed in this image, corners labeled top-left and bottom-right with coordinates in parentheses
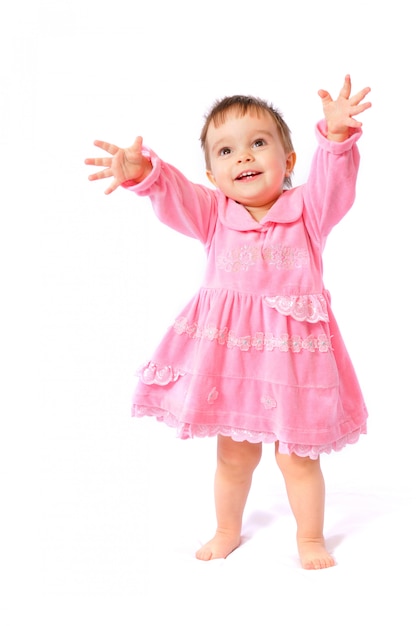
top-left (104, 179), bottom-right (120, 195)
top-left (347, 111), bottom-right (371, 128)
top-left (352, 101), bottom-right (372, 116)
top-left (93, 139), bottom-right (120, 155)
top-left (85, 157), bottom-right (113, 167)
top-left (88, 168), bottom-right (114, 181)
top-left (349, 87), bottom-right (371, 106)
top-left (317, 89), bottom-right (333, 104)
top-left (339, 74), bottom-right (352, 100)
top-left (347, 118), bottom-right (363, 129)
top-left (132, 136), bottom-right (144, 150)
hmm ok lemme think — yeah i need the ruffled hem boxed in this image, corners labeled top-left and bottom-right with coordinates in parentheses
top-left (132, 405), bottom-right (366, 460)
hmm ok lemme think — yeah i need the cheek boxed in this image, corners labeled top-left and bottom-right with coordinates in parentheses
top-left (271, 158), bottom-right (287, 178)
top-left (212, 166), bottom-right (228, 185)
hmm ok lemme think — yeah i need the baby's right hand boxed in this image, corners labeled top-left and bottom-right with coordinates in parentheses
top-left (85, 136), bottom-right (152, 194)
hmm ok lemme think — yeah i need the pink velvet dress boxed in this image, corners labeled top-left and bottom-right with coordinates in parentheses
top-left (127, 121), bottom-right (368, 459)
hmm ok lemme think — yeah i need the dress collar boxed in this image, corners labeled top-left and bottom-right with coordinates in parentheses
top-left (218, 187), bottom-right (303, 231)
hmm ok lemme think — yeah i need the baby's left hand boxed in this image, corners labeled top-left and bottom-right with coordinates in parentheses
top-left (318, 75), bottom-right (371, 141)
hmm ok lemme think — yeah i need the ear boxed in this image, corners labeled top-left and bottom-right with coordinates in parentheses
top-left (286, 152), bottom-right (296, 176)
top-left (206, 170), bottom-right (218, 187)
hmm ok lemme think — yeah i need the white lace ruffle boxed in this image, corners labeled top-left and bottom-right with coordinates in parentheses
top-left (264, 294), bottom-right (329, 323)
top-left (132, 405), bottom-right (366, 460)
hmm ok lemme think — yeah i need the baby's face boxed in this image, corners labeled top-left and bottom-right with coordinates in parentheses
top-left (205, 108), bottom-right (295, 221)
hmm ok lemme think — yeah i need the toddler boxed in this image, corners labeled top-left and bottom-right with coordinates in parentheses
top-left (86, 75), bottom-right (371, 569)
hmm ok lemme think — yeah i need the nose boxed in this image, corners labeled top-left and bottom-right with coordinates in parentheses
top-left (237, 151), bottom-right (253, 163)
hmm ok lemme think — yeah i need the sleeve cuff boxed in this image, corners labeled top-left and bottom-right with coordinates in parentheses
top-left (315, 119), bottom-right (362, 154)
top-left (121, 147), bottom-right (162, 194)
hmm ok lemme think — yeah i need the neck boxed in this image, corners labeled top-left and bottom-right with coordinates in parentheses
top-left (244, 203), bottom-right (274, 222)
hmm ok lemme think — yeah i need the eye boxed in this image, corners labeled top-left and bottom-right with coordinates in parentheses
top-left (219, 147), bottom-right (231, 156)
top-left (253, 138), bottom-right (266, 148)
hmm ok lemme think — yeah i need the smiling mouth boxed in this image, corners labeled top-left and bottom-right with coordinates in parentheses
top-left (236, 170), bottom-right (260, 181)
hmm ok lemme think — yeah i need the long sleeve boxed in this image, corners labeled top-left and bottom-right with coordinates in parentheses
top-left (125, 148), bottom-right (219, 247)
top-left (302, 120), bottom-right (362, 249)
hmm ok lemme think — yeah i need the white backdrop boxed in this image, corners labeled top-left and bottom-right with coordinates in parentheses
top-left (1, 1), bottom-right (415, 624)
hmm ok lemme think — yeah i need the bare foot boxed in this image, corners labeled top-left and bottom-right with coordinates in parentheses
top-left (297, 537), bottom-right (336, 570)
top-left (196, 531), bottom-right (241, 561)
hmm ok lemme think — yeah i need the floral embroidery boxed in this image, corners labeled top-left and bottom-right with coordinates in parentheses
top-left (207, 387), bottom-right (219, 404)
top-left (252, 332), bottom-right (264, 351)
top-left (216, 244), bottom-right (309, 272)
top-left (264, 294), bottom-right (329, 323)
top-left (139, 362), bottom-right (185, 386)
top-left (263, 244), bottom-right (309, 270)
top-left (261, 396), bottom-right (277, 409)
top-left (290, 335), bottom-right (303, 352)
top-left (317, 334), bottom-right (331, 352)
top-left (173, 317), bottom-right (332, 353)
top-left (203, 325), bottom-right (219, 341)
top-left (217, 245), bottom-right (261, 272)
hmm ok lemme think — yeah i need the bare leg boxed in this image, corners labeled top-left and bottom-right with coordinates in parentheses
top-left (196, 435), bottom-right (262, 560)
top-left (275, 446), bottom-right (335, 569)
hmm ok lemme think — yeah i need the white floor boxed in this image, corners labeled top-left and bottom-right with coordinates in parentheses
top-left (2, 398), bottom-right (414, 626)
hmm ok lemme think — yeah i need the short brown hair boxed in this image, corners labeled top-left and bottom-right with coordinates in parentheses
top-left (200, 95), bottom-right (295, 187)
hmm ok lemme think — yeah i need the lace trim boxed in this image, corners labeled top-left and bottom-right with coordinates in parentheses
top-left (132, 406), bottom-right (366, 459)
top-left (264, 294), bottom-right (329, 323)
top-left (173, 317), bottom-right (332, 353)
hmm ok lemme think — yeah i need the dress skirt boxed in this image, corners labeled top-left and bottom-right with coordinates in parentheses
top-left (132, 287), bottom-right (367, 459)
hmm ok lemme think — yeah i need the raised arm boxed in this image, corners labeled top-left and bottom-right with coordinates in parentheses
top-left (85, 136), bottom-right (153, 194)
top-left (318, 75), bottom-right (371, 142)
top-left (300, 76), bottom-right (371, 243)
top-left (86, 136), bottom-right (219, 244)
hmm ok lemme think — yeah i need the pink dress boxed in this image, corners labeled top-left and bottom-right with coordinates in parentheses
top-left (127, 121), bottom-right (368, 458)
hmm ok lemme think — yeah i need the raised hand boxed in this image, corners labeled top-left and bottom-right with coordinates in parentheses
top-left (85, 136), bottom-right (152, 194)
top-left (318, 75), bottom-right (371, 141)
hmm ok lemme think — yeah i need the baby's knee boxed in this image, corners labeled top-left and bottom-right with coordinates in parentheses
top-left (276, 449), bottom-right (320, 477)
top-left (217, 436), bottom-right (262, 472)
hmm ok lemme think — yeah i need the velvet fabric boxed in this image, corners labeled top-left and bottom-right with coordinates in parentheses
top-left (127, 121), bottom-right (368, 458)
